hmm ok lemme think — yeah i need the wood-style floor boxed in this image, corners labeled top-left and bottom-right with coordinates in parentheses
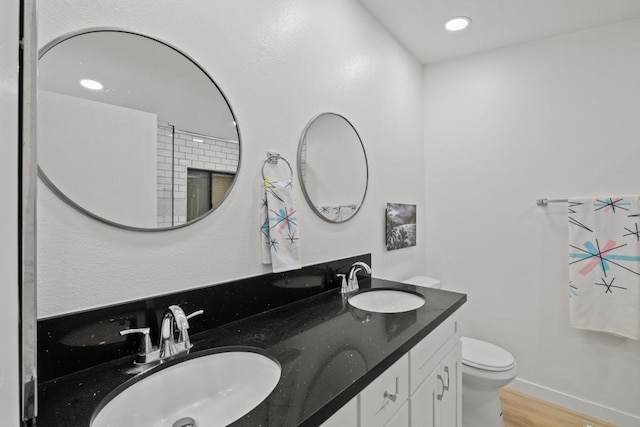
top-left (500, 388), bottom-right (617, 427)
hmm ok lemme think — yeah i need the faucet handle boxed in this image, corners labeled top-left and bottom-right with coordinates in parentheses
top-left (337, 274), bottom-right (349, 293)
top-left (186, 309), bottom-right (204, 321)
top-left (120, 327), bottom-right (153, 356)
top-left (167, 307), bottom-right (204, 330)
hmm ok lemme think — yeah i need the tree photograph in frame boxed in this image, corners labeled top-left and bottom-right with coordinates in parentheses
top-left (386, 203), bottom-right (417, 251)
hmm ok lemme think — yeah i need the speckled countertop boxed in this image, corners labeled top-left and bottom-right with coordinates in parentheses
top-left (38, 278), bottom-right (466, 426)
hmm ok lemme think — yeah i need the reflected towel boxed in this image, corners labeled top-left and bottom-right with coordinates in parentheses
top-left (316, 205), bottom-right (357, 222)
top-left (568, 195), bottom-right (640, 339)
top-left (317, 205), bottom-right (341, 222)
top-left (260, 178), bottom-right (301, 273)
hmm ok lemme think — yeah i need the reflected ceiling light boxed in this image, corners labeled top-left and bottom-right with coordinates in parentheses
top-left (445, 17), bottom-right (471, 32)
top-left (193, 137), bottom-right (204, 143)
top-left (80, 79), bottom-right (103, 90)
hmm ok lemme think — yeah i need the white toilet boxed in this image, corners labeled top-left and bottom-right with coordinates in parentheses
top-left (404, 276), bottom-right (518, 427)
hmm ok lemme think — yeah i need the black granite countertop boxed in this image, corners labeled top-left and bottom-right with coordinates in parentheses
top-left (38, 278), bottom-right (466, 426)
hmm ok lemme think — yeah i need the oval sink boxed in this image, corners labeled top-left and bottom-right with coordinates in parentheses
top-left (348, 289), bottom-right (425, 313)
top-left (91, 348), bottom-right (281, 427)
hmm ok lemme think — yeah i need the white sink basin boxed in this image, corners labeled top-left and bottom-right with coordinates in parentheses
top-left (348, 289), bottom-right (425, 313)
top-left (91, 349), bottom-right (281, 427)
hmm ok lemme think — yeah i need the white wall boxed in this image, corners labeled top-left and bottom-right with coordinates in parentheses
top-left (37, 0), bottom-right (425, 317)
top-left (39, 90), bottom-right (158, 228)
top-left (0, 0), bottom-right (21, 424)
top-left (423, 19), bottom-right (640, 426)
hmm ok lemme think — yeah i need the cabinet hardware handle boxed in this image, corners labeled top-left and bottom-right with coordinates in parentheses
top-left (437, 374), bottom-right (445, 401)
top-left (443, 366), bottom-right (450, 391)
top-left (384, 391), bottom-right (397, 402)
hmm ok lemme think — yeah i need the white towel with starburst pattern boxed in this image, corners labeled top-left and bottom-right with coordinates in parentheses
top-left (260, 178), bottom-right (301, 273)
top-left (568, 195), bottom-right (640, 339)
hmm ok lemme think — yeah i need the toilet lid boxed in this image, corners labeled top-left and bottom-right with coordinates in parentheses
top-left (461, 337), bottom-right (515, 372)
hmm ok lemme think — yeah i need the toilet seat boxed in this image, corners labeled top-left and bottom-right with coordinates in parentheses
top-left (461, 337), bottom-right (515, 372)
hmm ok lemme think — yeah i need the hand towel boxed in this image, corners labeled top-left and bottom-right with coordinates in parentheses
top-left (260, 178), bottom-right (301, 273)
top-left (568, 195), bottom-right (640, 339)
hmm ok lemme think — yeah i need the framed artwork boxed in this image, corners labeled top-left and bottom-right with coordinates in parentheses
top-left (386, 203), bottom-right (416, 251)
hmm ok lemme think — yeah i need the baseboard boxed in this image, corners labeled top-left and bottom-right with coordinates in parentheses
top-left (508, 378), bottom-right (640, 427)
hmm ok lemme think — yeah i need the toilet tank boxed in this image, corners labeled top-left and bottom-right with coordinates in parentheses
top-left (403, 276), bottom-right (442, 289)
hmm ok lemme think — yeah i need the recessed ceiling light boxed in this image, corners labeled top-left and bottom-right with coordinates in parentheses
top-left (445, 17), bottom-right (471, 32)
top-left (80, 79), bottom-right (103, 90)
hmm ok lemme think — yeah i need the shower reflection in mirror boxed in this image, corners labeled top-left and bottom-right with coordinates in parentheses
top-left (37, 29), bottom-right (241, 230)
top-left (157, 122), bottom-right (238, 227)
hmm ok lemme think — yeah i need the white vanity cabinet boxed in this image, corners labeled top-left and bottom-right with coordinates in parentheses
top-left (384, 400), bottom-right (410, 427)
top-left (360, 354), bottom-right (409, 427)
top-left (410, 316), bottom-right (462, 427)
top-left (320, 315), bottom-right (461, 427)
top-left (320, 397), bottom-right (358, 427)
top-left (320, 355), bottom-right (409, 427)
top-left (440, 342), bottom-right (462, 427)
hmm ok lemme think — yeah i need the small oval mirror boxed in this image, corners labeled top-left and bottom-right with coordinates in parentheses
top-left (297, 113), bottom-right (368, 223)
top-left (38, 29), bottom-right (241, 230)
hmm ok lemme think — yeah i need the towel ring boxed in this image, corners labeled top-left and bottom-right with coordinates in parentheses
top-left (262, 152), bottom-right (293, 181)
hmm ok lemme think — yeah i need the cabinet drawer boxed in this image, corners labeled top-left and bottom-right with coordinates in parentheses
top-left (360, 354), bottom-right (409, 427)
top-left (409, 315), bottom-right (459, 394)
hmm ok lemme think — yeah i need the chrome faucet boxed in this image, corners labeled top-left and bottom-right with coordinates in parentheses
top-left (120, 327), bottom-right (158, 364)
top-left (120, 304), bottom-right (203, 365)
top-left (159, 305), bottom-right (203, 359)
top-left (344, 261), bottom-right (371, 293)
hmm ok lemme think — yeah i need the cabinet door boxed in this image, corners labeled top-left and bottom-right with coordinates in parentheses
top-left (439, 341), bottom-right (462, 427)
top-left (410, 315), bottom-right (458, 395)
top-left (410, 368), bottom-right (440, 427)
top-left (385, 400), bottom-right (410, 427)
top-left (360, 354), bottom-right (409, 427)
top-left (320, 396), bottom-right (358, 427)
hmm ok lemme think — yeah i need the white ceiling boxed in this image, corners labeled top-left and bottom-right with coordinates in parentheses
top-left (358, 0), bottom-right (640, 64)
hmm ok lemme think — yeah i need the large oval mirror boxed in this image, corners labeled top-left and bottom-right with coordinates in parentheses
top-left (297, 113), bottom-right (368, 223)
top-left (38, 29), bottom-right (241, 230)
